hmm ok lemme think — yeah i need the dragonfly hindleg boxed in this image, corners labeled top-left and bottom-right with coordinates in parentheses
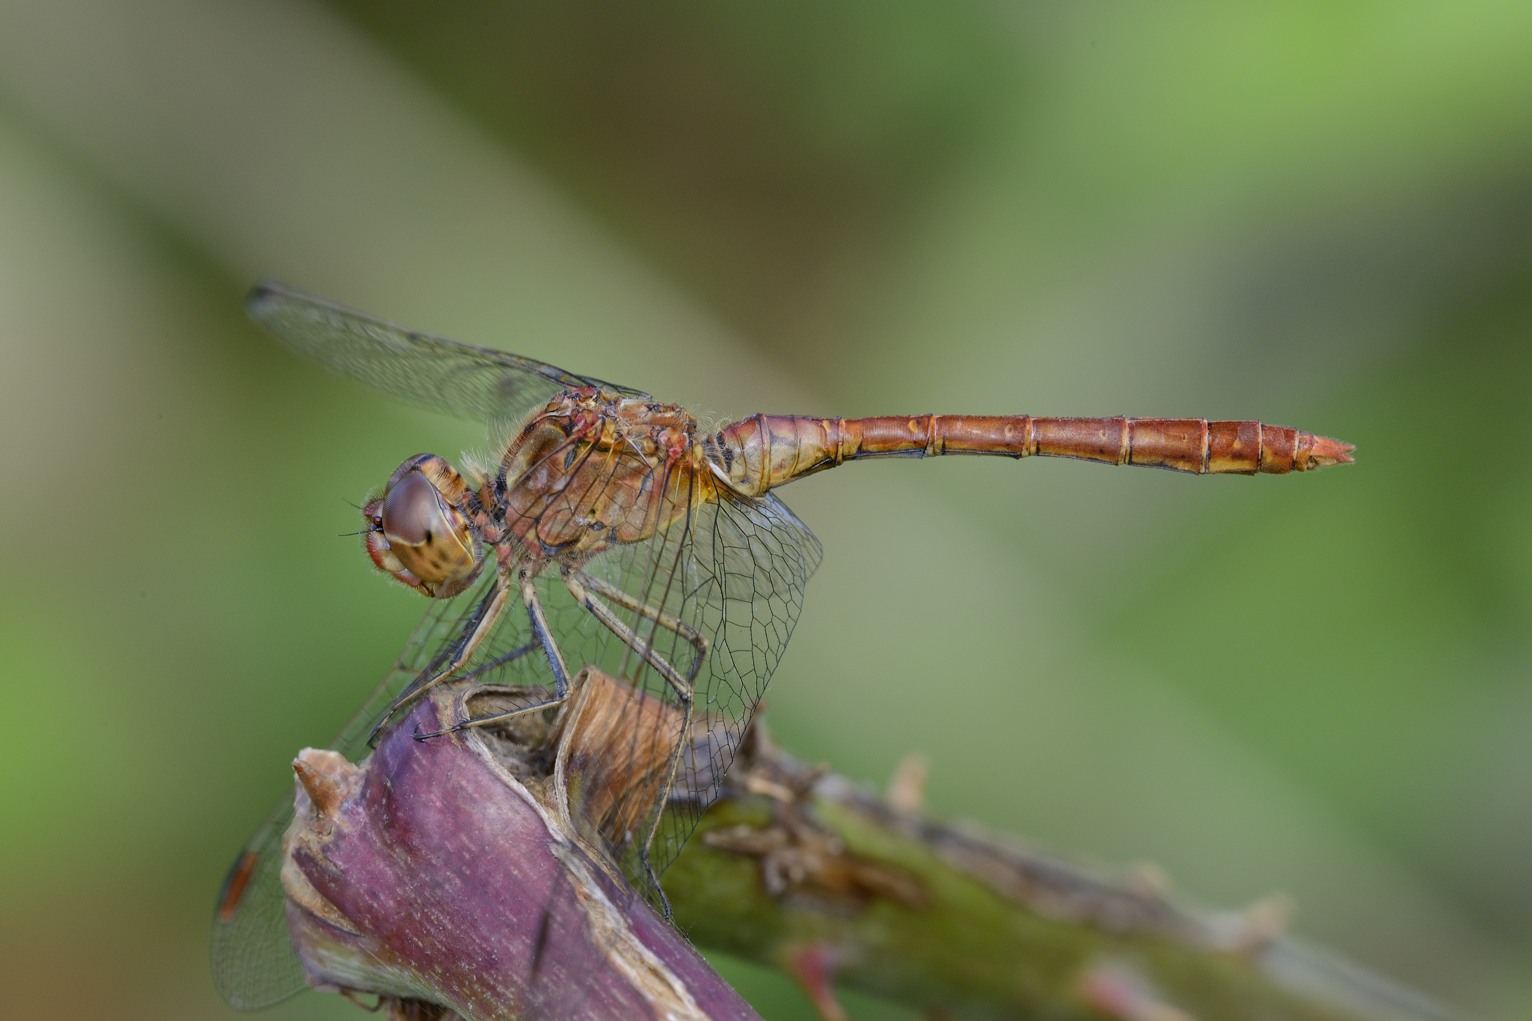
top-left (562, 569), bottom-right (704, 701)
top-left (561, 566), bottom-right (710, 918)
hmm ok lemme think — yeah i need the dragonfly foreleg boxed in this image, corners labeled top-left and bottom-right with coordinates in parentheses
top-left (369, 575), bottom-right (510, 744)
top-left (417, 563), bottom-right (576, 739)
top-left (457, 638), bottom-right (542, 683)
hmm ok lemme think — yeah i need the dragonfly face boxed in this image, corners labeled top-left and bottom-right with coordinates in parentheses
top-left (365, 453), bottom-right (485, 599)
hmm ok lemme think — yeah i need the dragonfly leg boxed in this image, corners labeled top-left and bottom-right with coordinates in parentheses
top-left (368, 575), bottom-right (510, 744)
top-left (568, 568), bottom-right (709, 687)
top-left (562, 571), bottom-right (699, 700)
top-left (637, 850), bottom-right (674, 919)
top-left (563, 569), bottom-right (704, 919)
top-left (417, 563), bottom-right (574, 738)
top-left (456, 638), bottom-right (542, 684)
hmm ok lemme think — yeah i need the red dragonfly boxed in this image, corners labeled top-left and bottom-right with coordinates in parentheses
top-left (213, 281), bottom-right (1352, 1009)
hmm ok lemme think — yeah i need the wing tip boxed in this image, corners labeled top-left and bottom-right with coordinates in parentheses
top-left (246, 277), bottom-right (294, 321)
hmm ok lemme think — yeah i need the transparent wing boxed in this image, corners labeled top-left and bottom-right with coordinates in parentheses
top-left (646, 489), bottom-right (822, 882)
top-left (556, 483), bottom-right (823, 899)
top-left (247, 280), bottom-right (647, 425)
top-left (210, 568), bottom-right (503, 1009)
top-left (209, 804), bottom-right (302, 1009)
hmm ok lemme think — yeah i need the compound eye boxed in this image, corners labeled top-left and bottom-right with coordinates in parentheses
top-left (365, 457), bottom-right (482, 599)
top-left (380, 470), bottom-right (446, 546)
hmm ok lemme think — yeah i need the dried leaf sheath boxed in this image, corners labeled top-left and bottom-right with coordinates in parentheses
top-left (556, 667), bottom-right (693, 861)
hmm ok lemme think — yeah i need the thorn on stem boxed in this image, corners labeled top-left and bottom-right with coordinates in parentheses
top-left (293, 749), bottom-right (355, 820)
top-left (886, 752), bottom-right (929, 814)
top-left (784, 943), bottom-right (849, 1021)
top-left (1213, 893), bottom-right (1294, 957)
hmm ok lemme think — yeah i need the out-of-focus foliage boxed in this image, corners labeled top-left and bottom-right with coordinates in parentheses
top-left (0, 3), bottom-right (1526, 1019)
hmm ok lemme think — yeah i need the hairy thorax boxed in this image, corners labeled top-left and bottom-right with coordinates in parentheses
top-left (491, 388), bottom-right (717, 563)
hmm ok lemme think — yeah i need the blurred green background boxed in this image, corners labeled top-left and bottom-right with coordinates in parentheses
top-left (1, 2), bottom-right (1528, 1019)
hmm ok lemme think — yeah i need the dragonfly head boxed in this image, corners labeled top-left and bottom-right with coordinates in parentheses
top-left (365, 454), bottom-right (484, 599)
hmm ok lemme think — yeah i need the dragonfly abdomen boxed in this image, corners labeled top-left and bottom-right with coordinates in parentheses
top-left (714, 413), bottom-right (1354, 494)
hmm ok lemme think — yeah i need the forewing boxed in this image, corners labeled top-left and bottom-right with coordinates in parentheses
top-left (211, 569), bottom-right (505, 1009)
top-left (247, 280), bottom-right (646, 425)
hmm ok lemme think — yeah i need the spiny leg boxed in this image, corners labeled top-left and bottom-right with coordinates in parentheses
top-left (562, 569), bottom-right (705, 917)
top-left (369, 576), bottom-right (510, 745)
top-left (570, 568), bottom-right (709, 685)
top-left (562, 570), bottom-right (697, 701)
top-left (418, 563), bottom-right (574, 739)
top-left (457, 638), bottom-right (541, 684)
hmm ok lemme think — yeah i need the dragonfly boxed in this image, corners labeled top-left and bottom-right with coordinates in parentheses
top-left (212, 280), bottom-right (1354, 1009)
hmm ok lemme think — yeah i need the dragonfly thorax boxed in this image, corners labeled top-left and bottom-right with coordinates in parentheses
top-left (364, 453), bottom-right (485, 599)
top-left (490, 390), bottom-right (711, 559)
